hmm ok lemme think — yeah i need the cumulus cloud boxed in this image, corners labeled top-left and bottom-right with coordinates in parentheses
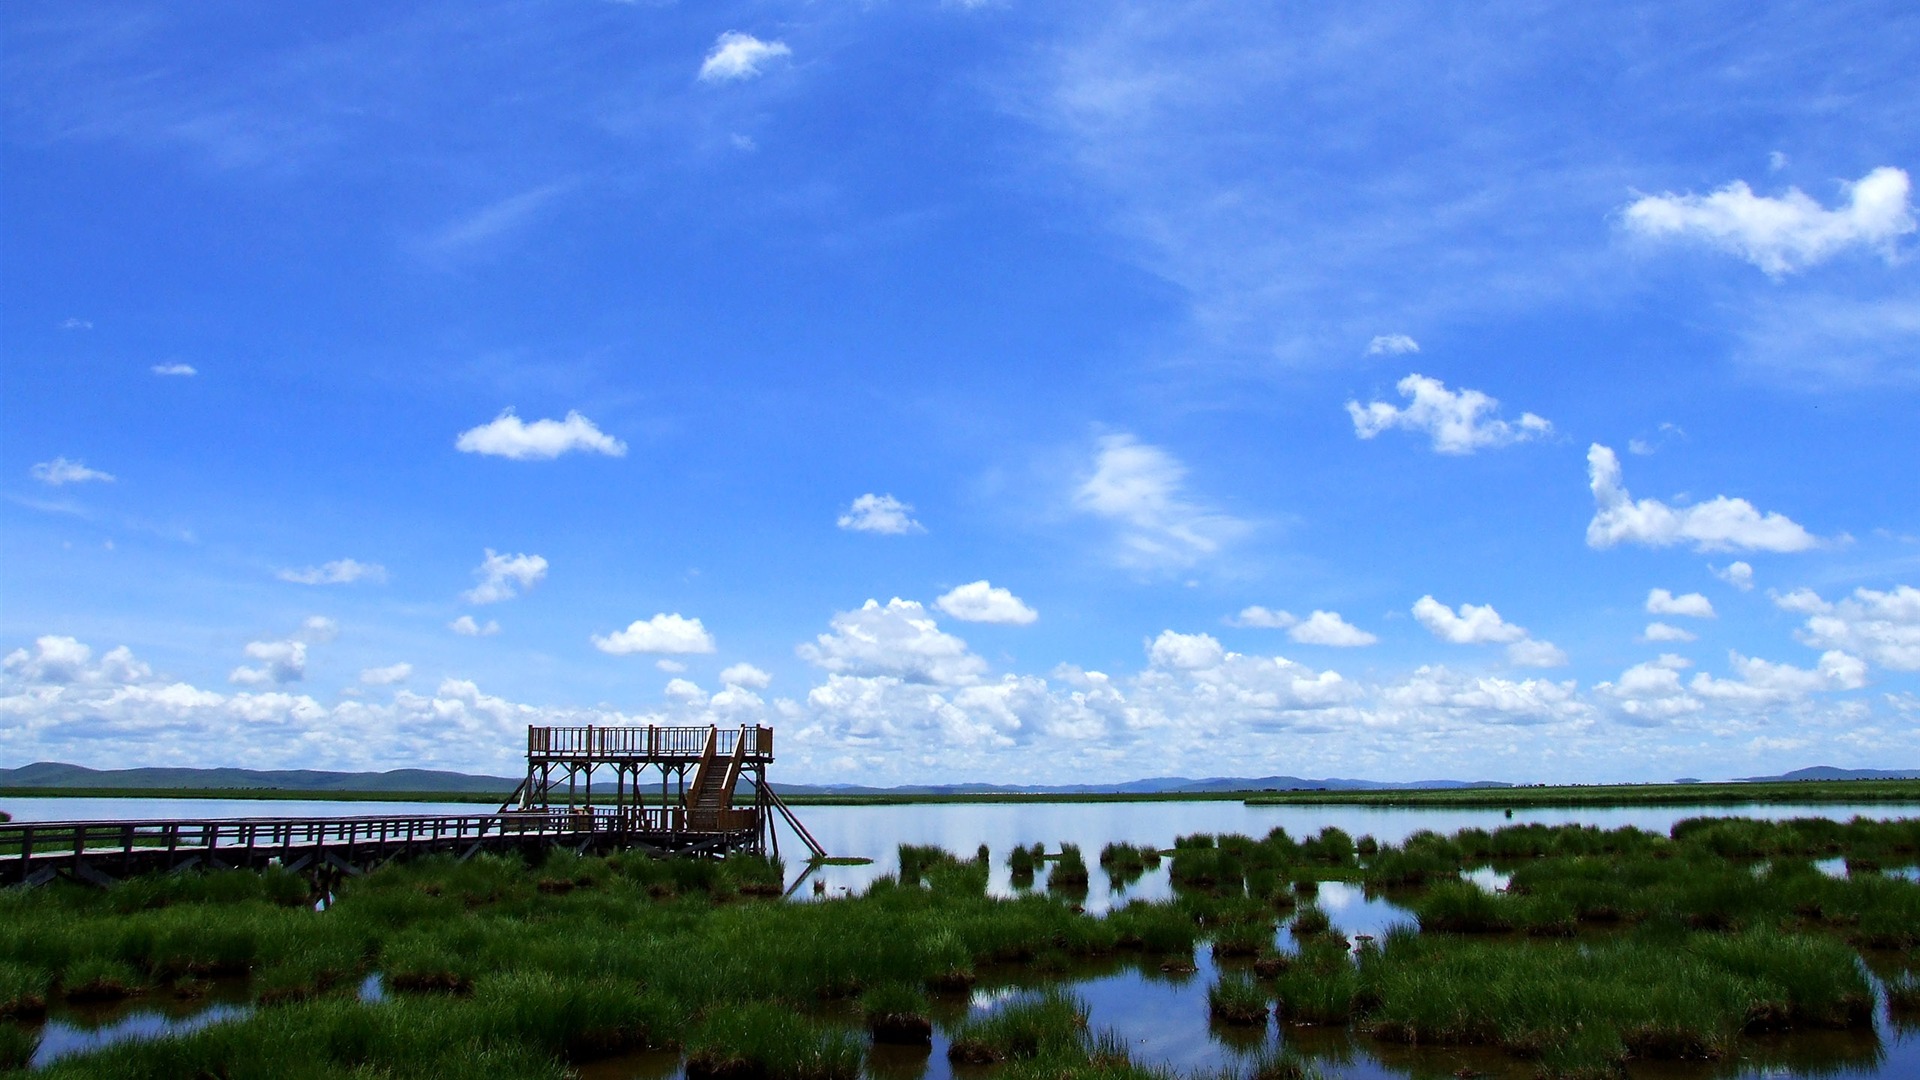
top-left (1779, 584), bottom-right (1920, 670)
top-left (1622, 166), bottom-right (1916, 276)
top-left (228, 618), bottom-right (336, 687)
top-left (1642, 622), bottom-right (1698, 643)
top-left (31, 458), bottom-right (115, 486)
top-left (151, 363), bottom-right (197, 377)
top-left (1230, 606), bottom-right (1295, 629)
top-left (1346, 374), bottom-right (1551, 454)
top-left (4, 636), bottom-right (115, 684)
top-left (1647, 588), bottom-right (1716, 618)
top-left (1147, 630), bottom-right (1226, 671)
top-left (1713, 561), bottom-right (1756, 591)
top-left (463, 550), bottom-right (548, 604)
top-left (231, 641), bottom-right (309, 687)
top-left (449, 615), bottom-right (500, 637)
top-left (798, 599), bottom-right (987, 686)
top-left (935, 581), bottom-right (1038, 625)
top-left (1586, 444), bottom-right (1819, 553)
top-left (278, 558), bottom-right (387, 586)
top-left (1287, 611), bottom-right (1378, 647)
top-left (1074, 434), bottom-right (1248, 569)
top-left (1366, 334), bottom-right (1419, 355)
top-left (837, 494), bottom-right (924, 535)
top-left (1412, 596), bottom-right (1528, 645)
top-left (719, 663), bottom-right (772, 689)
top-left (698, 31), bottom-right (790, 82)
top-left (656, 659), bottom-right (688, 674)
top-left (454, 409), bottom-right (626, 460)
top-left (593, 614), bottom-right (718, 656)
top-left (1413, 596), bottom-right (1562, 667)
top-left (1227, 607), bottom-right (1375, 646)
top-left (360, 663), bottom-right (413, 686)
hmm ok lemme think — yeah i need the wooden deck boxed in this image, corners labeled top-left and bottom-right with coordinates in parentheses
top-left (0, 807), bottom-right (762, 888)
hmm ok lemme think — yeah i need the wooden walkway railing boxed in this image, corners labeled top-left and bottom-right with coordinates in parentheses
top-left (0, 806), bottom-right (764, 887)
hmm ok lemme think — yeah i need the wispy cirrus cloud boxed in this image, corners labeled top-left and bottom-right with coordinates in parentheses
top-left (278, 558), bottom-right (387, 586)
top-left (1073, 433), bottom-right (1249, 570)
top-left (698, 32), bottom-right (790, 83)
top-left (31, 458), bottom-right (115, 486)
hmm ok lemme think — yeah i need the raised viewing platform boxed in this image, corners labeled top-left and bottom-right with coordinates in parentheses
top-left (527, 724), bottom-right (773, 765)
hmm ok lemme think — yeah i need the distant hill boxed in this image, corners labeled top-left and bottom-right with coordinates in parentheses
top-left (1735, 766), bottom-right (1920, 782)
top-left (3, 760), bottom-right (1910, 798)
top-left (0, 761), bottom-right (520, 794)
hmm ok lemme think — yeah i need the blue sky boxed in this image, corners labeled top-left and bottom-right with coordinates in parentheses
top-left (4, 0), bottom-right (1918, 785)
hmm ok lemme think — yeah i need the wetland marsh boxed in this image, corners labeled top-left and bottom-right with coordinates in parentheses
top-left (2, 798), bottom-right (1918, 1079)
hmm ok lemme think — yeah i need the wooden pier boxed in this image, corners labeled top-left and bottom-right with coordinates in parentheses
top-left (1, 723), bottom-right (824, 888)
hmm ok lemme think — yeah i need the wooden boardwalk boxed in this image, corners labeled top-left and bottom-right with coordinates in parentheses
top-left (2, 723), bottom-right (826, 888)
top-left (0, 807), bottom-right (761, 888)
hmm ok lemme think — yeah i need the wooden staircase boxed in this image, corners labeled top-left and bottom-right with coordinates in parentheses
top-left (685, 728), bottom-right (747, 830)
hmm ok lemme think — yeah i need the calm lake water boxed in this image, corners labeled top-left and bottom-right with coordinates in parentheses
top-left (9, 796), bottom-right (1920, 1078)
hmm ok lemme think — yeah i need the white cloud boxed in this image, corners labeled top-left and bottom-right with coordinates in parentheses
top-left (151, 363), bottom-right (197, 377)
top-left (698, 32), bottom-right (790, 83)
top-left (1147, 630), bottom-right (1225, 671)
top-left (1285, 610), bottom-right (1378, 647)
top-left (463, 549), bottom-right (548, 604)
top-left (1596, 654), bottom-right (1700, 723)
top-left (1505, 638), bottom-right (1569, 668)
top-left (798, 599), bottom-right (987, 686)
top-left (719, 662), bottom-right (772, 689)
top-left (1413, 596), bottom-right (1561, 666)
top-left (1782, 584), bottom-right (1920, 670)
top-left (593, 614), bottom-right (718, 656)
top-left (837, 494), bottom-right (924, 535)
top-left (1346, 374), bottom-right (1551, 455)
top-left (278, 558), bottom-right (388, 586)
top-left (228, 618), bottom-right (336, 687)
top-left (454, 409), bottom-right (626, 460)
top-left (1646, 588), bottom-right (1716, 618)
top-left (935, 581), bottom-right (1038, 625)
top-left (4, 636), bottom-right (101, 684)
top-left (1366, 334), bottom-right (1419, 355)
top-left (1642, 622), bottom-right (1698, 643)
top-left (1586, 444), bottom-right (1820, 553)
top-left (361, 663), bottom-right (413, 686)
top-left (230, 640), bottom-right (309, 687)
top-left (31, 458), bottom-right (115, 486)
top-left (664, 678), bottom-right (707, 703)
top-left (1713, 561), bottom-right (1756, 591)
top-left (1769, 151), bottom-right (1789, 173)
top-left (60, 318), bottom-right (93, 331)
top-left (1074, 433), bottom-right (1249, 569)
top-left (1230, 606), bottom-right (1296, 629)
top-left (1377, 665), bottom-right (1587, 727)
top-left (1622, 166), bottom-right (1916, 276)
top-left (1412, 596), bottom-right (1528, 644)
top-left (656, 659), bottom-right (688, 674)
top-left (449, 615), bottom-right (500, 637)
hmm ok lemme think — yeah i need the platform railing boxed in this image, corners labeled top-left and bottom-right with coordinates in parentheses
top-left (526, 724), bottom-right (772, 761)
